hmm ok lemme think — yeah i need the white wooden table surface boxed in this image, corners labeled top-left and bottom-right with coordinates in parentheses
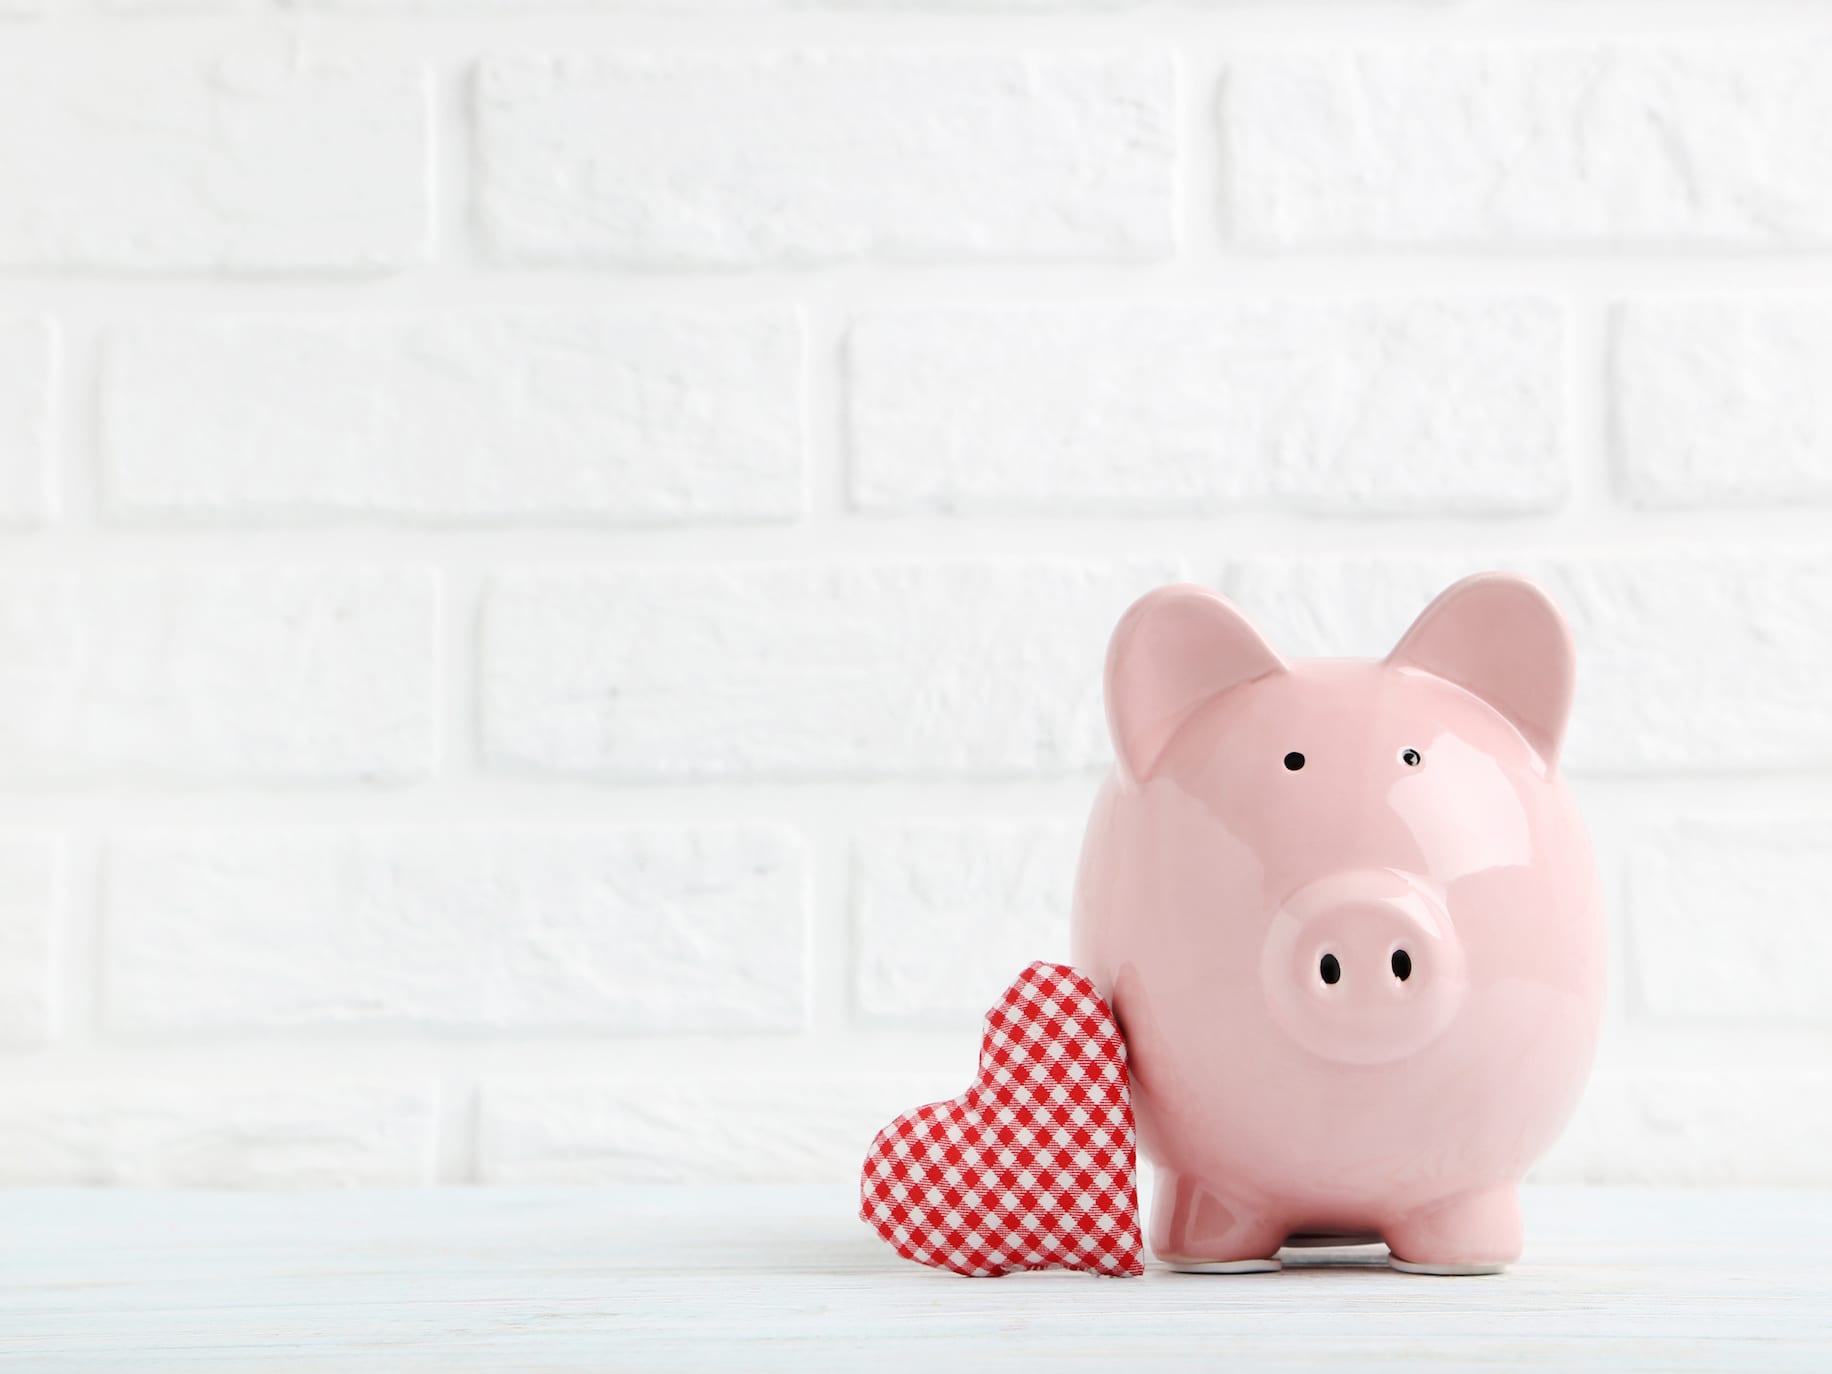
top-left (1, 1186), bottom-right (1828, 1371)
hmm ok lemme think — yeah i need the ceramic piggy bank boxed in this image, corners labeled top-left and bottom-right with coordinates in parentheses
top-left (1071, 573), bottom-right (1605, 1275)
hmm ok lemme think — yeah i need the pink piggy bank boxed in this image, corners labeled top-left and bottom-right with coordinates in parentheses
top-left (1071, 573), bottom-right (1605, 1275)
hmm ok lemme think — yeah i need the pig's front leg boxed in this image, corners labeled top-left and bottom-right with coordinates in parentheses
top-left (1383, 1184), bottom-right (1521, 1275)
top-left (1151, 1170), bottom-right (1287, 1273)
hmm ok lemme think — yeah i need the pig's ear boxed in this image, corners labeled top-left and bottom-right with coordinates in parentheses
top-left (1386, 572), bottom-right (1576, 771)
top-left (1106, 584), bottom-right (1286, 785)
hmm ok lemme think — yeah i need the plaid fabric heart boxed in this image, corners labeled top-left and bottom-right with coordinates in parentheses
top-left (859, 961), bottom-right (1145, 1277)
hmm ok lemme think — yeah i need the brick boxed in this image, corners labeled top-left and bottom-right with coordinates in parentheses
top-left (0, 835), bottom-right (61, 1047)
top-left (849, 301), bottom-right (1566, 514)
top-left (480, 560), bottom-right (1175, 779)
top-left (309, 0), bottom-right (1131, 8)
top-left (0, 319), bottom-right (54, 525)
top-left (853, 822), bottom-right (1080, 1021)
top-left (105, 311), bottom-right (804, 525)
top-left (478, 1072), bottom-right (960, 1183)
top-left (1227, 45), bottom-right (1832, 245)
top-left (7, 0), bottom-right (249, 10)
top-left (1537, 1058), bottom-right (1832, 1187)
top-left (0, 1081), bottom-right (437, 1186)
top-left (474, 52), bottom-right (1174, 266)
top-left (1224, 554), bottom-right (1832, 773)
top-left (0, 53), bottom-right (426, 270)
top-left (0, 568), bottom-right (438, 784)
top-left (103, 827), bottom-right (807, 1032)
top-left (1627, 816), bottom-right (1832, 1024)
top-left (1614, 300), bottom-right (1832, 507)
top-left (481, 1059), bottom-right (1832, 1187)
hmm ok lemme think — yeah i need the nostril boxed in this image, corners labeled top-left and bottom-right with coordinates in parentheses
top-left (1391, 949), bottom-right (1412, 981)
top-left (1319, 953), bottom-right (1341, 985)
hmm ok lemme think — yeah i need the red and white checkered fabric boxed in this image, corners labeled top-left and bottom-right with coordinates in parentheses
top-left (859, 961), bottom-right (1144, 1278)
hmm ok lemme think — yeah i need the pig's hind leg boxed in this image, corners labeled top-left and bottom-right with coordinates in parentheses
top-left (1151, 1171), bottom-right (1287, 1274)
top-left (1382, 1184), bottom-right (1521, 1276)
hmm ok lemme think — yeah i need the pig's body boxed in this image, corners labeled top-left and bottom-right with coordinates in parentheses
top-left (1071, 576), bottom-right (1606, 1274)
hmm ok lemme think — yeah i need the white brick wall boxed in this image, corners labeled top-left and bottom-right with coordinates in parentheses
top-left (1614, 300), bottom-right (1832, 506)
top-left (102, 827), bottom-right (808, 1032)
top-left (0, 3), bottom-right (1827, 1190)
top-left (0, 837), bottom-right (63, 1047)
top-left (1626, 818), bottom-right (1832, 1024)
top-left (473, 53), bottom-right (1176, 265)
top-left (0, 319), bottom-right (55, 525)
top-left (1226, 44), bottom-right (1832, 245)
top-left (853, 823), bottom-right (1080, 1022)
top-left (0, 1082), bottom-right (437, 1187)
top-left (480, 560), bottom-right (1174, 778)
top-left (0, 568), bottom-right (439, 783)
top-left (848, 300), bottom-right (1568, 514)
top-left (479, 1074), bottom-right (958, 1186)
top-left (104, 312), bottom-right (806, 524)
top-left (0, 53), bottom-right (428, 271)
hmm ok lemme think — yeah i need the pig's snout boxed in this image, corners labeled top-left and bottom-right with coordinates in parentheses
top-left (1260, 869), bottom-right (1466, 1066)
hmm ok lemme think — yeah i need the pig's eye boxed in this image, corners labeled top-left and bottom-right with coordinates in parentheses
top-left (1283, 752), bottom-right (1305, 771)
top-left (1400, 748), bottom-right (1422, 767)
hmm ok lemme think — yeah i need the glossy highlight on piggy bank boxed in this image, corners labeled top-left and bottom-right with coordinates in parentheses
top-left (1071, 573), bottom-right (1606, 1275)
